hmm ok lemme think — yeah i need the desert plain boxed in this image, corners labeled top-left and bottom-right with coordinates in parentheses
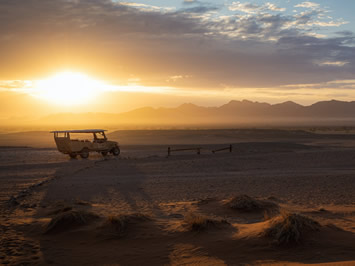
top-left (1, 128), bottom-right (355, 265)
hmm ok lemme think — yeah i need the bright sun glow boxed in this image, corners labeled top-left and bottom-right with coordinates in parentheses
top-left (33, 72), bottom-right (104, 105)
top-left (30, 71), bottom-right (177, 106)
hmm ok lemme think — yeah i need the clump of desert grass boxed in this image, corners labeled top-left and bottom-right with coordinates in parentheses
top-left (227, 195), bottom-right (279, 214)
top-left (184, 213), bottom-right (230, 232)
top-left (228, 195), bottom-right (261, 211)
top-left (45, 210), bottom-right (99, 234)
top-left (47, 205), bottom-right (73, 215)
top-left (75, 200), bottom-right (92, 206)
top-left (262, 211), bottom-right (320, 245)
top-left (101, 213), bottom-right (150, 237)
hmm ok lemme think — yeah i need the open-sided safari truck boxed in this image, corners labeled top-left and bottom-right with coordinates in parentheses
top-left (51, 129), bottom-right (120, 159)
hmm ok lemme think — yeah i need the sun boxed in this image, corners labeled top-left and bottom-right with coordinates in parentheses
top-left (33, 71), bottom-right (104, 105)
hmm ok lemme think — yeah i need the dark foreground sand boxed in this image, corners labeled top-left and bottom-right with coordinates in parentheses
top-left (1, 130), bottom-right (355, 265)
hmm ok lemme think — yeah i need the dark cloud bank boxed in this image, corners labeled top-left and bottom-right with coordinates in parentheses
top-left (0, 0), bottom-right (354, 89)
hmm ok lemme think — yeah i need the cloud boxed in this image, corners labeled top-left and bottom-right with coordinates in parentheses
top-left (177, 5), bottom-right (219, 14)
top-left (316, 61), bottom-right (350, 67)
top-left (228, 2), bottom-right (286, 13)
top-left (282, 79), bottom-right (355, 90)
top-left (291, 8), bottom-right (348, 29)
top-left (295, 2), bottom-right (320, 9)
top-left (183, 0), bottom-right (199, 4)
top-left (119, 2), bottom-right (175, 12)
top-left (0, 0), bottom-right (354, 90)
top-left (0, 80), bottom-right (33, 91)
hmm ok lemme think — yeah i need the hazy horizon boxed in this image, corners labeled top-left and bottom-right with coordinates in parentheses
top-left (3, 99), bottom-right (355, 131)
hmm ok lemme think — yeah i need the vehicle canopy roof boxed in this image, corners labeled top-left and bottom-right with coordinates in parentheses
top-left (50, 129), bottom-right (107, 133)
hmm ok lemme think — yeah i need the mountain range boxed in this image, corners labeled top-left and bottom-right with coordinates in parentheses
top-left (7, 100), bottom-right (355, 128)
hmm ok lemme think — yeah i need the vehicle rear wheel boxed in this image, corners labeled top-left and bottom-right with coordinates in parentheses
top-left (80, 148), bottom-right (89, 159)
top-left (112, 146), bottom-right (120, 156)
top-left (69, 153), bottom-right (77, 159)
top-left (101, 151), bottom-right (108, 156)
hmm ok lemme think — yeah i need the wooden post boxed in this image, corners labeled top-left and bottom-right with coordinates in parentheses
top-left (168, 147), bottom-right (171, 157)
top-left (197, 148), bottom-right (201, 155)
top-left (230, 144), bottom-right (232, 152)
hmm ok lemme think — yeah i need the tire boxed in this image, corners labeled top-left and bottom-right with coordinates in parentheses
top-left (69, 153), bottom-right (77, 159)
top-left (101, 151), bottom-right (108, 156)
top-left (80, 148), bottom-right (89, 159)
top-left (111, 146), bottom-right (120, 156)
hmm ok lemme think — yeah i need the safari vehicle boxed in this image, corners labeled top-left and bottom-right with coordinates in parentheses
top-left (50, 129), bottom-right (120, 159)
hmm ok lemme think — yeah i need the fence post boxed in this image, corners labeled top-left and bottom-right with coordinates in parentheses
top-left (230, 144), bottom-right (232, 152)
top-left (168, 147), bottom-right (171, 156)
top-left (197, 148), bottom-right (201, 155)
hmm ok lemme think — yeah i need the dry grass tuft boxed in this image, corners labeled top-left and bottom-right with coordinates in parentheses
top-left (47, 206), bottom-right (73, 215)
top-left (184, 213), bottom-right (229, 232)
top-left (263, 211), bottom-right (320, 245)
top-left (227, 195), bottom-right (278, 213)
top-left (229, 195), bottom-right (261, 211)
top-left (75, 200), bottom-right (92, 206)
top-left (45, 210), bottom-right (99, 234)
top-left (104, 213), bottom-right (150, 236)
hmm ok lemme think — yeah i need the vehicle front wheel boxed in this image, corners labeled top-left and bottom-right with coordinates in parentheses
top-left (80, 148), bottom-right (89, 159)
top-left (111, 146), bottom-right (120, 156)
top-left (69, 153), bottom-right (77, 159)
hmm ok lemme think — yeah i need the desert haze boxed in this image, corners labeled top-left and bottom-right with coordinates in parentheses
top-left (3, 100), bottom-right (355, 129)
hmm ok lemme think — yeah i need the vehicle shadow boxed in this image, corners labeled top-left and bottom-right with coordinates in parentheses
top-left (39, 156), bottom-right (159, 214)
top-left (35, 156), bottom-right (172, 264)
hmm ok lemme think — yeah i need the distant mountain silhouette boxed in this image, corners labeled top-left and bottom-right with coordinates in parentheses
top-left (36, 100), bottom-right (355, 127)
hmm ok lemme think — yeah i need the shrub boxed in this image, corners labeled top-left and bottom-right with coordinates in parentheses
top-left (45, 210), bottom-right (99, 234)
top-left (227, 195), bottom-right (278, 212)
top-left (104, 213), bottom-right (150, 236)
top-left (263, 211), bottom-right (320, 245)
top-left (184, 213), bottom-right (229, 232)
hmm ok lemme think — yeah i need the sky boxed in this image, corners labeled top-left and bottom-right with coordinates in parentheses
top-left (0, 0), bottom-right (355, 118)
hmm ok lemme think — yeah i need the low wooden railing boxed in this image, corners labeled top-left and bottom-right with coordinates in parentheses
top-left (167, 147), bottom-right (201, 156)
top-left (167, 145), bottom-right (233, 156)
top-left (212, 144), bottom-right (232, 153)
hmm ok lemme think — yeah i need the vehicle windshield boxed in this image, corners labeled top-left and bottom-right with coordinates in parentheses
top-left (94, 132), bottom-right (106, 141)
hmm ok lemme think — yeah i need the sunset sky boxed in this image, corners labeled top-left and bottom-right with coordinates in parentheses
top-left (1, 0), bottom-right (355, 118)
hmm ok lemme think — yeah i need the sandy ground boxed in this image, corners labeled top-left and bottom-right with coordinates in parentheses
top-left (1, 130), bottom-right (355, 265)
